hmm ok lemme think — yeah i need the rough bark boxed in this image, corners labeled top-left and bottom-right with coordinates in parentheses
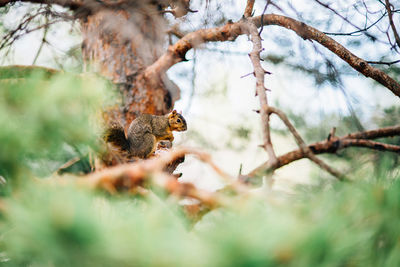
top-left (81, 7), bottom-right (179, 125)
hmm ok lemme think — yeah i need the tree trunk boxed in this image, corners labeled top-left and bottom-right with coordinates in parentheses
top-left (80, 7), bottom-right (180, 125)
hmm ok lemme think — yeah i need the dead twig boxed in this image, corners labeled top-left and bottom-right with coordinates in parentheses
top-left (367, 59), bottom-right (400, 65)
top-left (384, 0), bottom-right (400, 49)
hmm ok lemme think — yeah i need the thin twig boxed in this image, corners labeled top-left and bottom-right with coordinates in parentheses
top-left (367, 59), bottom-right (400, 65)
top-left (32, 14), bottom-right (49, 65)
top-left (324, 11), bottom-right (387, 36)
top-left (240, 72), bottom-right (255, 78)
top-left (314, 0), bottom-right (377, 40)
top-left (385, 0), bottom-right (400, 49)
top-left (259, 0), bottom-right (271, 36)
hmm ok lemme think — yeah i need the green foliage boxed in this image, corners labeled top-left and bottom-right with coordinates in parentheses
top-left (0, 67), bottom-right (111, 181)
top-left (1, 175), bottom-right (400, 266)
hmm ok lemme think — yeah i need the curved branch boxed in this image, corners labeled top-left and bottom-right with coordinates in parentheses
top-left (247, 125), bottom-right (400, 178)
top-left (267, 106), bottom-right (344, 180)
top-left (145, 14), bottom-right (400, 98)
top-left (255, 15), bottom-right (400, 98)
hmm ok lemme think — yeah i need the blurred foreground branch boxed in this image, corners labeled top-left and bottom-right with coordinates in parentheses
top-left (55, 148), bottom-right (241, 208)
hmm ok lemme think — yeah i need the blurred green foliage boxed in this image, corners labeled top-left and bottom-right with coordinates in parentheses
top-left (1, 174), bottom-right (400, 266)
top-left (0, 66), bottom-right (111, 181)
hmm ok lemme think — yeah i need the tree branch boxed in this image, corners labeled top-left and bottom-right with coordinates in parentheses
top-left (32, 14), bottom-right (49, 65)
top-left (76, 147), bottom-right (233, 207)
top-left (247, 125), bottom-right (400, 178)
top-left (245, 20), bottom-right (278, 166)
top-left (266, 106), bottom-right (344, 180)
top-left (144, 14), bottom-right (400, 98)
top-left (314, 0), bottom-right (377, 40)
top-left (385, 0), bottom-right (400, 49)
top-left (367, 59), bottom-right (400, 65)
top-left (244, 0), bottom-right (255, 18)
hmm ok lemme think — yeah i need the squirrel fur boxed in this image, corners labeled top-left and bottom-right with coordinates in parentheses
top-left (104, 110), bottom-right (187, 159)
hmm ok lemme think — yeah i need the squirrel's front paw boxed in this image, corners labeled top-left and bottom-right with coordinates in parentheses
top-left (158, 140), bottom-right (172, 149)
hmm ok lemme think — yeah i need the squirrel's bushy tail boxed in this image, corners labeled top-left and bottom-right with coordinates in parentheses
top-left (104, 124), bottom-right (130, 152)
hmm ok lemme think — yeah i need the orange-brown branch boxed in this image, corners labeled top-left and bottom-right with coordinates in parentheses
top-left (244, 0), bottom-right (255, 18)
top-left (77, 148), bottom-right (233, 206)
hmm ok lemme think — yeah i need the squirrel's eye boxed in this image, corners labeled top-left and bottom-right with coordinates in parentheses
top-left (177, 119), bottom-right (181, 123)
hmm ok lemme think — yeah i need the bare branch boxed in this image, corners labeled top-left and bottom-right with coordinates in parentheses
top-left (343, 125), bottom-right (400, 139)
top-left (367, 59), bottom-right (400, 65)
top-left (323, 11), bottom-right (387, 36)
top-left (384, 0), bottom-right (400, 49)
top-left (267, 106), bottom-right (344, 180)
top-left (248, 125), bottom-right (400, 178)
top-left (250, 15), bottom-right (400, 98)
top-left (144, 14), bottom-right (400, 98)
top-left (314, 0), bottom-right (377, 40)
top-left (258, 0), bottom-right (272, 36)
top-left (244, 0), bottom-right (255, 18)
top-left (245, 19), bottom-right (278, 166)
top-left (341, 139), bottom-right (400, 153)
top-left (32, 14), bottom-right (49, 65)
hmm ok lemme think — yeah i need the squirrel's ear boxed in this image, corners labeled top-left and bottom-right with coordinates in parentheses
top-left (172, 110), bottom-right (177, 115)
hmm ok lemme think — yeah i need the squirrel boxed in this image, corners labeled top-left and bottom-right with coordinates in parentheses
top-left (104, 110), bottom-right (187, 159)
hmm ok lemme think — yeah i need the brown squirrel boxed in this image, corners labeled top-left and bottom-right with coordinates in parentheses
top-left (104, 110), bottom-right (187, 159)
